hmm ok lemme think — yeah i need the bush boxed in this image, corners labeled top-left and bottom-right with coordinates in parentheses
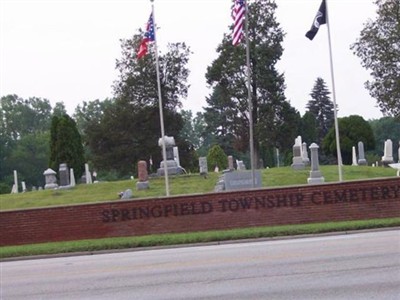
top-left (207, 145), bottom-right (228, 171)
top-left (0, 182), bottom-right (11, 194)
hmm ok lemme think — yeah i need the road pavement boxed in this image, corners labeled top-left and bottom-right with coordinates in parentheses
top-left (1, 229), bottom-right (399, 299)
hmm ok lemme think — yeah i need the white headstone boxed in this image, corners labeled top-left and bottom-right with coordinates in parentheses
top-left (352, 146), bottom-right (358, 166)
top-left (173, 146), bottom-right (180, 166)
top-left (382, 139), bottom-right (394, 163)
top-left (307, 143), bottom-right (325, 184)
top-left (85, 163), bottom-right (92, 184)
top-left (13, 170), bottom-right (18, 193)
top-left (291, 137), bottom-right (305, 170)
top-left (21, 181), bottom-right (26, 192)
top-left (70, 168), bottom-right (76, 187)
top-left (43, 168), bottom-right (58, 189)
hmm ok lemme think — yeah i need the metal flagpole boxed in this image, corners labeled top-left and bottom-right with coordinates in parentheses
top-left (244, 0), bottom-right (255, 188)
top-left (151, 0), bottom-right (170, 195)
top-left (325, 0), bottom-right (343, 182)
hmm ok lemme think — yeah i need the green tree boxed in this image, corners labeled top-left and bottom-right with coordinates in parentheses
top-left (73, 99), bottom-right (114, 136)
top-left (306, 77), bottom-right (335, 145)
top-left (207, 144), bottom-right (228, 171)
top-left (204, 0), bottom-right (299, 167)
top-left (300, 111), bottom-right (318, 144)
top-left (49, 114), bottom-right (85, 179)
top-left (0, 95), bottom-right (53, 190)
top-left (52, 102), bottom-right (68, 117)
top-left (8, 132), bottom-right (50, 188)
top-left (84, 33), bottom-right (192, 177)
top-left (369, 117), bottom-right (400, 160)
top-left (0, 95), bottom-right (52, 140)
top-left (322, 115), bottom-right (375, 165)
top-left (351, 0), bottom-right (400, 118)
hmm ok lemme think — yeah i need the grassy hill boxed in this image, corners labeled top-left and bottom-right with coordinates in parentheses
top-left (1, 165), bottom-right (398, 211)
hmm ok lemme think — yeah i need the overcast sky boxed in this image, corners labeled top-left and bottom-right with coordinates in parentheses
top-left (0, 0), bottom-right (383, 120)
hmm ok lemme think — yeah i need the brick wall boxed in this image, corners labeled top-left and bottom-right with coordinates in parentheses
top-left (1, 177), bottom-right (399, 246)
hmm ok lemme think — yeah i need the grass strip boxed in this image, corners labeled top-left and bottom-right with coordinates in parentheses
top-left (1, 218), bottom-right (399, 260)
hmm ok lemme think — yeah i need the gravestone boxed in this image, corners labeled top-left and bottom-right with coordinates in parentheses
top-left (43, 168), bottom-right (58, 189)
top-left (120, 189), bottom-right (133, 200)
top-left (59, 163), bottom-right (70, 186)
top-left (21, 181), bottom-right (26, 193)
top-left (12, 170), bottom-right (18, 193)
top-left (291, 136), bottom-right (305, 170)
top-left (70, 168), bottom-right (76, 187)
top-left (302, 142), bottom-right (310, 165)
top-left (224, 170), bottom-right (262, 191)
top-left (199, 157), bottom-right (208, 177)
top-left (85, 163), bottom-right (93, 184)
top-left (157, 136), bottom-right (181, 176)
top-left (173, 146), bottom-right (180, 167)
top-left (352, 146), bottom-right (358, 166)
top-left (381, 139), bottom-right (394, 165)
top-left (236, 160), bottom-right (246, 170)
top-left (228, 156), bottom-right (234, 170)
top-left (398, 141), bottom-right (400, 163)
top-left (357, 141), bottom-right (367, 165)
top-left (307, 143), bottom-right (325, 184)
top-left (136, 160), bottom-right (149, 190)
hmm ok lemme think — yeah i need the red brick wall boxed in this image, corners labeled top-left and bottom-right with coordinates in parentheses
top-left (1, 177), bottom-right (399, 246)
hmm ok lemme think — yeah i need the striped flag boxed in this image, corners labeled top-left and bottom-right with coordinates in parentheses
top-left (232, 0), bottom-right (245, 46)
top-left (137, 12), bottom-right (155, 59)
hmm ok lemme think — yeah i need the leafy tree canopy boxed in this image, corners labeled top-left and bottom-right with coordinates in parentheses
top-left (351, 0), bottom-right (400, 118)
top-left (84, 30), bottom-right (194, 177)
top-left (205, 0), bottom-right (300, 166)
top-left (322, 115), bottom-right (375, 165)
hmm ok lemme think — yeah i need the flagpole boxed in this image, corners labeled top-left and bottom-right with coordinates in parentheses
top-left (244, 0), bottom-right (255, 188)
top-left (325, 0), bottom-right (343, 182)
top-left (151, 0), bottom-right (170, 196)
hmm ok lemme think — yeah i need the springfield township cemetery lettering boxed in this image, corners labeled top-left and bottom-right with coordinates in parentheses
top-left (102, 183), bottom-right (400, 223)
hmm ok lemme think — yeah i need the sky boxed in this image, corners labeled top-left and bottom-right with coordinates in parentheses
top-left (0, 0), bottom-right (383, 120)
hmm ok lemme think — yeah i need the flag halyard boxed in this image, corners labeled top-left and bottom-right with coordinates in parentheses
top-left (306, 0), bottom-right (327, 40)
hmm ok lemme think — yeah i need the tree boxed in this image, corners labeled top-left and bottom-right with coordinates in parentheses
top-left (84, 33), bottom-right (193, 177)
top-left (8, 132), bottom-right (50, 188)
top-left (351, 0), bottom-right (400, 118)
top-left (49, 114), bottom-right (85, 179)
top-left (306, 77), bottom-right (335, 145)
top-left (322, 115), bottom-right (375, 165)
top-left (73, 99), bottom-right (114, 136)
top-left (300, 111), bottom-right (318, 144)
top-left (0, 95), bottom-right (52, 140)
top-left (207, 144), bottom-right (228, 171)
top-left (0, 95), bottom-right (53, 190)
top-left (52, 102), bottom-right (68, 117)
top-left (369, 117), bottom-right (400, 159)
top-left (204, 0), bottom-right (299, 167)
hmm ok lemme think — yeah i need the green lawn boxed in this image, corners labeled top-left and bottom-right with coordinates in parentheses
top-left (0, 165), bottom-right (398, 211)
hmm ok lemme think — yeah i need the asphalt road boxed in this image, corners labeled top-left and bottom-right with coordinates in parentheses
top-left (2, 229), bottom-right (400, 300)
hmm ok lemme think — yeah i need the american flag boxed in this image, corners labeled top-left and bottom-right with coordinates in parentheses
top-left (232, 0), bottom-right (245, 46)
top-left (137, 12), bottom-right (155, 59)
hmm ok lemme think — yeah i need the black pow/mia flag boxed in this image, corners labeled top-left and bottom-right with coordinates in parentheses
top-left (306, 0), bottom-right (327, 40)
